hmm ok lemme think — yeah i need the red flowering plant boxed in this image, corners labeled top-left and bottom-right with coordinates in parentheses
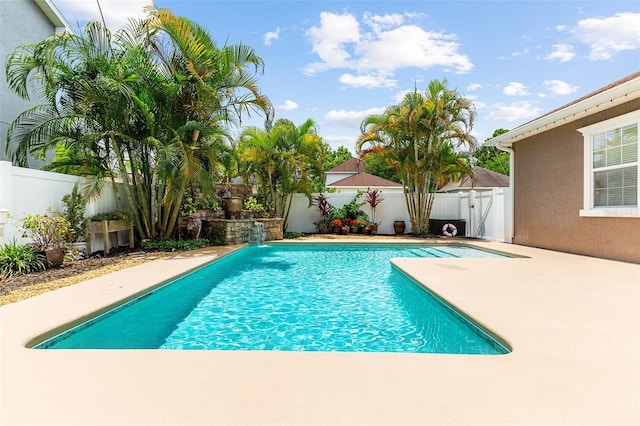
top-left (314, 194), bottom-right (334, 233)
top-left (364, 189), bottom-right (384, 226)
top-left (332, 218), bottom-right (343, 228)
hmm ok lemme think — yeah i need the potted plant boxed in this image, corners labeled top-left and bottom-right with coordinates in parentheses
top-left (314, 194), bottom-right (333, 234)
top-left (243, 197), bottom-right (267, 219)
top-left (62, 184), bottom-right (88, 256)
top-left (20, 209), bottom-right (70, 268)
top-left (364, 189), bottom-right (384, 226)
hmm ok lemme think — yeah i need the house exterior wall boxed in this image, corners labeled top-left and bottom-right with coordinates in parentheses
top-left (512, 99), bottom-right (640, 263)
top-left (0, 0), bottom-right (59, 166)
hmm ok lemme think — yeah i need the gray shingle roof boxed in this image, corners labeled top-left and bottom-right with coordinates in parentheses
top-left (439, 167), bottom-right (509, 191)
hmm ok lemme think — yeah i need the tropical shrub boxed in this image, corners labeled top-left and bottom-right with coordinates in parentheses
top-left (364, 189), bottom-right (384, 224)
top-left (243, 197), bottom-right (267, 216)
top-left (314, 194), bottom-right (332, 218)
top-left (341, 190), bottom-right (366, 219)
top-left (179, 188), bottom-right (220, 215)
top-left (0, 240), bottom-right (46, 277)
top-left (61, 184), bottom-right (87, 242)
top-left (20, 209), bottom-right (70, 251)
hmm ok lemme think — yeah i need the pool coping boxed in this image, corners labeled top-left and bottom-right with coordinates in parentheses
top-left (1, 238), bottom-right (639, 425)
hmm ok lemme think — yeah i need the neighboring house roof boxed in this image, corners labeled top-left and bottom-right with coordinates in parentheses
top-left (34, 0), bottom-right (74, 34)
top-left (325, 157), bottom-right (366, 174)
top-left (439, 167), bottom-right (509, 192)
top-left (487, 71), bottom-right (640, 148)
top-left (327, 172), bottom-right (402, 188)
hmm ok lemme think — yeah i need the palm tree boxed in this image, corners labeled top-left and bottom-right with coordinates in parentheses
top-left (5, 9), bottom-right (272, 239)
top-left (357, 78), bottom-right (476, 234)
top-left (238, 118), bottom-right (324, 229)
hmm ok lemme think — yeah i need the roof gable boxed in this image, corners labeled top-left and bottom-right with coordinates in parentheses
top-left (325, 157), bottom-right (366, 173)
top-left (328, 172), bottom-right (402, 188)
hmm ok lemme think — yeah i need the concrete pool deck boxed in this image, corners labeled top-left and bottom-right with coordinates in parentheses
top-left (1, 238), bottom-right (638, 425)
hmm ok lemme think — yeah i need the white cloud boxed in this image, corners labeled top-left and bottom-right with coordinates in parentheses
top-left (304, 11), bottom-right (361, 74)
top-left (304, 11), bottom-right (473, 82)
top-left (324, 107), bottom-right (386, 127)
top-left (544, 80), bottom-right (579, 96)
top-left (467, 83), bottom-right (482, 91)
top-left (486, 101), bottom-right (542, 122)
top-left (472, 100), bottom-right (487, 110)
top-left (363, 12), bottom-right (404, 33)
top-left (264, 27), bottom-right (280, 46)
top-left (503, 82), bottom-right (529, 96)
top-left (393, 89), bottom-right (412, 103)
top-left (571, 12), bottom-right (640, 60)
top-left (277, 100), bottom-right (298, 111)
top-left (338, 73), bottom-right (396, 88)
top-left (544, 43), bottom-right (576, 62)
top-left (323, 135), bottom-right (358, 152)
top-left (55, 0), bottom-right (150, 30)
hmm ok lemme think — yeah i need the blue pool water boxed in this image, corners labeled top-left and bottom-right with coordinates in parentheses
top-left (36, 244), bottom-right (510, 354)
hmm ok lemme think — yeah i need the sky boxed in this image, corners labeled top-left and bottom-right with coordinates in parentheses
top-left (52, 0), bottom-right (640, 153)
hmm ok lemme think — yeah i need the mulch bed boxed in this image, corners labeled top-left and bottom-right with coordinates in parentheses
top-left (0, 248), bottom-right (151, 296)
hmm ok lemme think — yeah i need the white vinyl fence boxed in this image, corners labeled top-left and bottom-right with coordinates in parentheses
top-left (286, 188), bottom-right (512, 242)
top-left (0, 161), bottom-right (129, 250)
top-left (0, 160), bottom-right (513, 247)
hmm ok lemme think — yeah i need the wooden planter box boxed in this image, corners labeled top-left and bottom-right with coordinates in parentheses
top-left (86, 219), bottom-right (134, 254)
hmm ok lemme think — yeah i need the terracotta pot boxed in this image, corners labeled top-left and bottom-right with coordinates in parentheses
top-left (45, 248), bottom-right (65, 268)
top-left (393, 220), bottom-right (406, 235)
top-left (223, 196), bottom-right (242, 219)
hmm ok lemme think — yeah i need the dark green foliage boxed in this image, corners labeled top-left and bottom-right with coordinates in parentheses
top-left (0, 240), bottom-right (46, 277)
top-left (363, 151), bottom-right (401, 182)
top-left (207, 227), bottom-right (227, 246)
top-left (140, 238), bottom-right (211, 252)
top-left (341, 190), bottom-right (366, 219)
top-left (328, 191), bottom-right (366, 222)
top-left (284, 232), bottom-right (305, 239)
top-left (473, 138), bottom-right (510, 176)
top-left (88, 210), bottom-right (133, 221)
top-left (179, 187), bottom-right (220, 215)
top-left (323, 145), bottom-right (353, 170)
top-left (61, 184), bottom-right (87, 242)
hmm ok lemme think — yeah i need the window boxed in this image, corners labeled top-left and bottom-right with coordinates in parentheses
top-left (579, 110), bottom-right (639, 218)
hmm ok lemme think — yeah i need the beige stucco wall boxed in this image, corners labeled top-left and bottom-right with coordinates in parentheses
top-left (513, 99), bottom-right (640, 264)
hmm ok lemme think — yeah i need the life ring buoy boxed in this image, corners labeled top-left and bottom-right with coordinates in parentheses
top-left (442, 223), bottom-right (458, 237)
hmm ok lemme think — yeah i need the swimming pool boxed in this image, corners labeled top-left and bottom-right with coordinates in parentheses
top-left (35, 243), bottom-right (510, 354)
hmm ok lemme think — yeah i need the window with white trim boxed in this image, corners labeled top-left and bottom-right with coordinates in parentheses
top-left (579, 110), bottom-right (639, 218)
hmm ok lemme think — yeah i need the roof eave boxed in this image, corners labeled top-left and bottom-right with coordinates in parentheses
top-left (34, 0), bottom-right (75, 34)
top-left (487, 76), bottom-right (640, 148)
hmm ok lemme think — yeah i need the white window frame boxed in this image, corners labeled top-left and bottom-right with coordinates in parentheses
top-left (578, 110), bottom-right (640, 218)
